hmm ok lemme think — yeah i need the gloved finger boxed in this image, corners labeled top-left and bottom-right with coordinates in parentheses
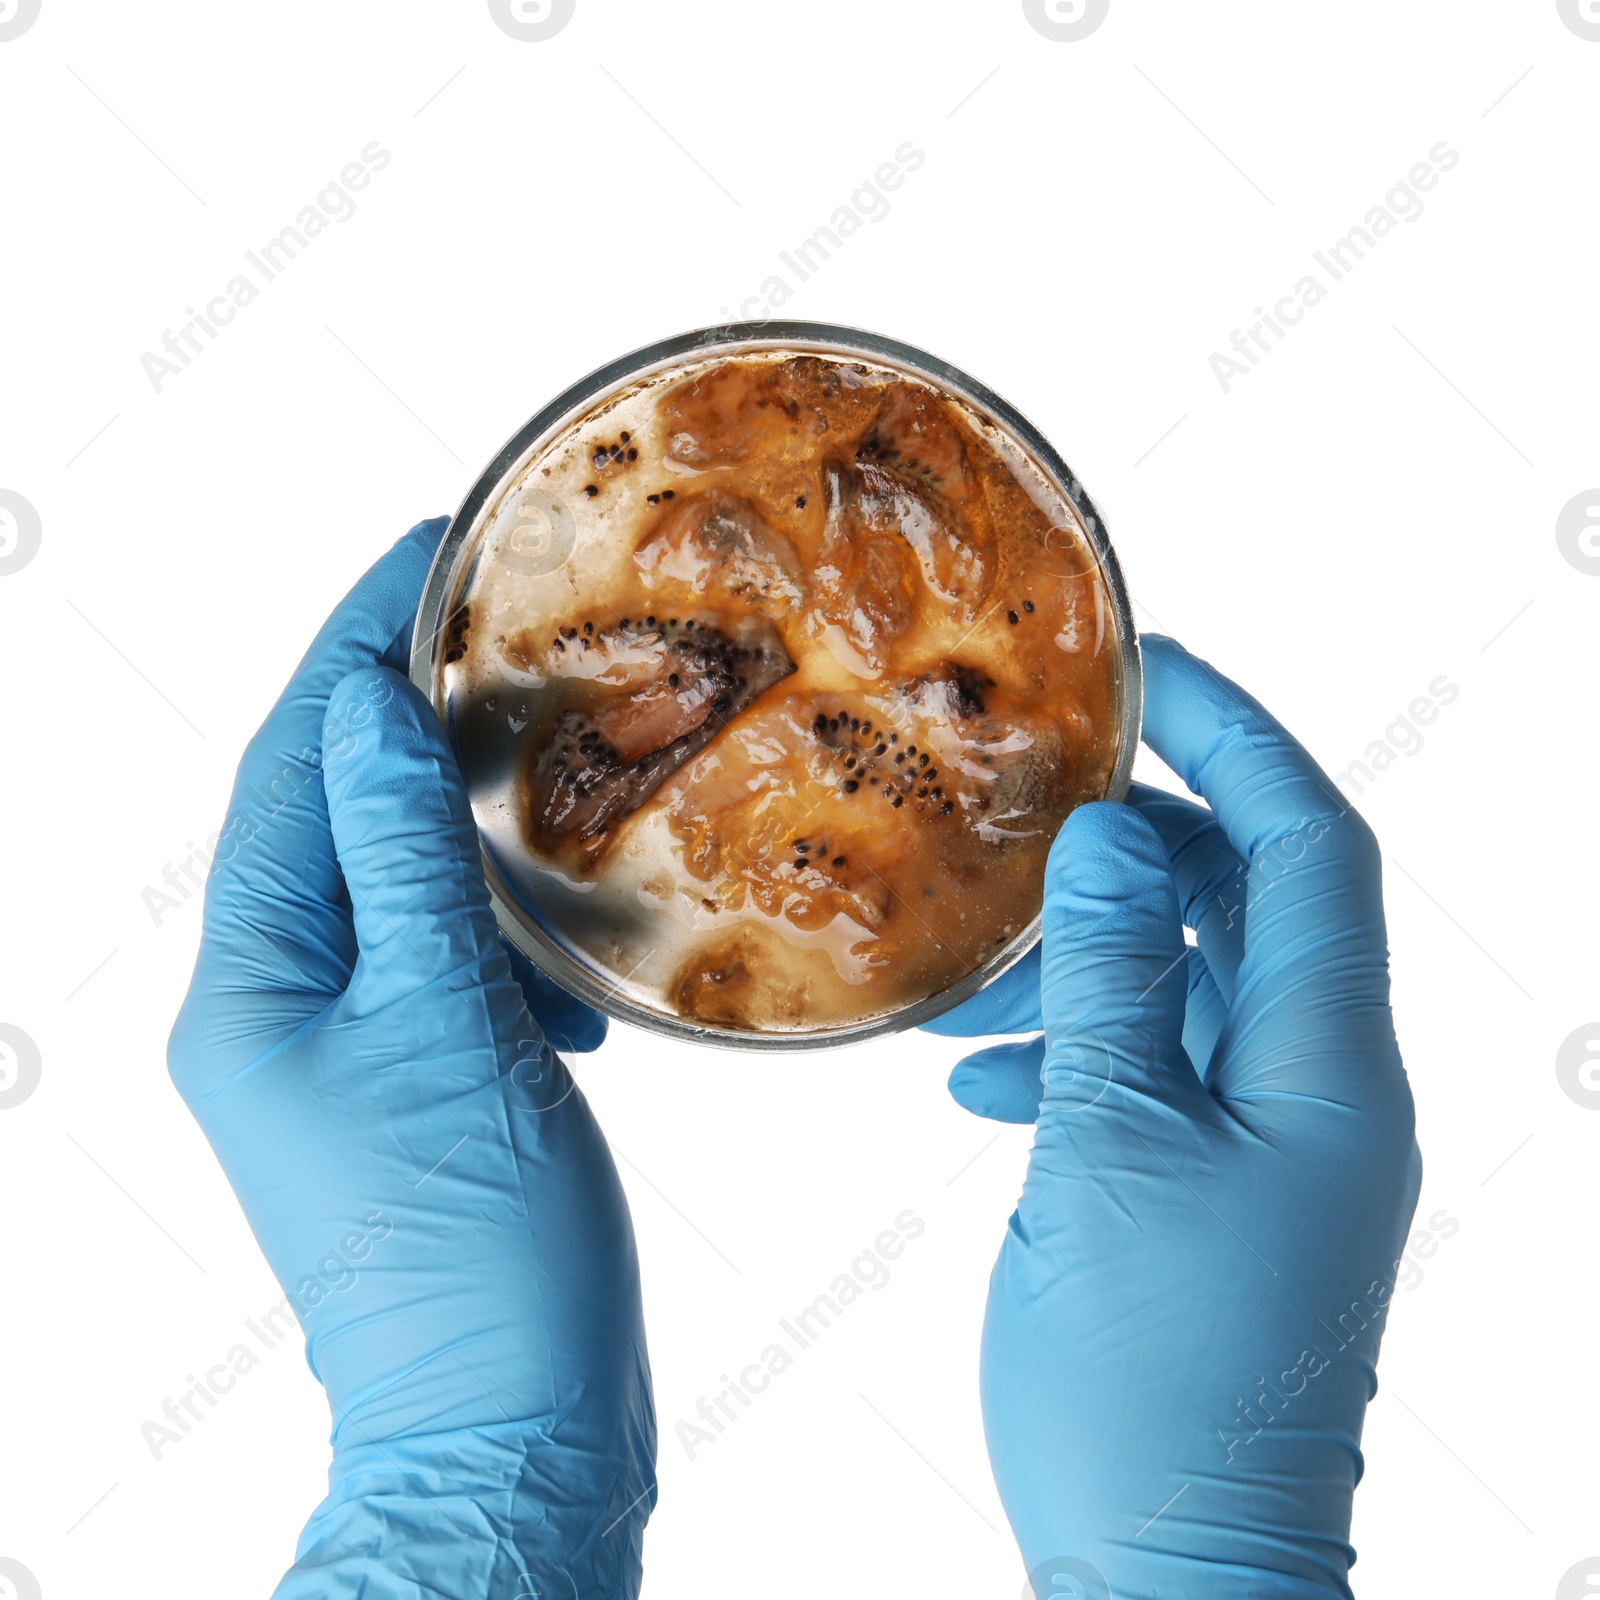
top-left (923, 779), bottom-right (1248, 1047)
top-left (322, 668), bottom-right (512, 1007)
top-left (947, 1037), bottom-right (1046, 1123)
top-left (946, 946), bottom-right (1227, 1124)
top-left (1181, 944), bottom-right (1228, 1087)
top-left (502, 938), bottom-right (610, 1055)
top-left (173, 519), bottom-right (449, 1090)
top-left (921, 944), bottom-right (1042, 1038)
top-left (1126, 781), bottom-right (1246, 1004)
top-left (1140, 635), bottom-right (1389, 1008)
top-left (1035, 803), bottom-right (1198, 1122)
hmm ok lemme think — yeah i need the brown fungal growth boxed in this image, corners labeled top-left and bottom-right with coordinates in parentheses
top-left (444, 351), bottom-right (1123, 1033)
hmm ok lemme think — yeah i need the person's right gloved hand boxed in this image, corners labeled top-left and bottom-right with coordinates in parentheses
top-left (169, 520), bottom-right (654, 1600)
top-left (925, 635), bottom-right (1421, 1599)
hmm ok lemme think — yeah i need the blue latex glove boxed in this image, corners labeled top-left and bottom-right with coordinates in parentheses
top-left (169, 519), bottom-right (655, 1600)
top-left (925, 634), bottom-right (1420, 1599)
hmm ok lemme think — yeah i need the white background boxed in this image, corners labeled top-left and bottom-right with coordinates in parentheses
top-left (2, 2), bottom-right (1596, 1596)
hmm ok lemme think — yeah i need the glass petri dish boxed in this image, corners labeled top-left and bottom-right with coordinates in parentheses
top-left (411, 322), bottom-right (1140, 1050)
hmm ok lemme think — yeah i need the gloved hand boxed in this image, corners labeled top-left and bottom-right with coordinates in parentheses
top-left (925, 634), bottom-right (1420, 1599)
top-left (169, 519), bottom-right (655, 1600)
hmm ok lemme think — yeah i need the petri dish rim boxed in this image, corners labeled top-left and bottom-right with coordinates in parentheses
top-left (411, 320), bottom-right (1142, 1053)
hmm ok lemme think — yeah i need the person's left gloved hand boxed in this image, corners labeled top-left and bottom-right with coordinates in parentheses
top-left (169, 518), bottom-right (655, 1600)
top-left (922, 635), bottom-right (1419, 1597)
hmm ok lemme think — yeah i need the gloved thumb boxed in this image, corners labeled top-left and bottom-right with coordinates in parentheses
top-left (321, 666), bottom-right (509, 1007)
top-left (947, 1038), bottom-right (1048, 1124)
top-left (1035, 802), bottom-right (1194, 1120)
